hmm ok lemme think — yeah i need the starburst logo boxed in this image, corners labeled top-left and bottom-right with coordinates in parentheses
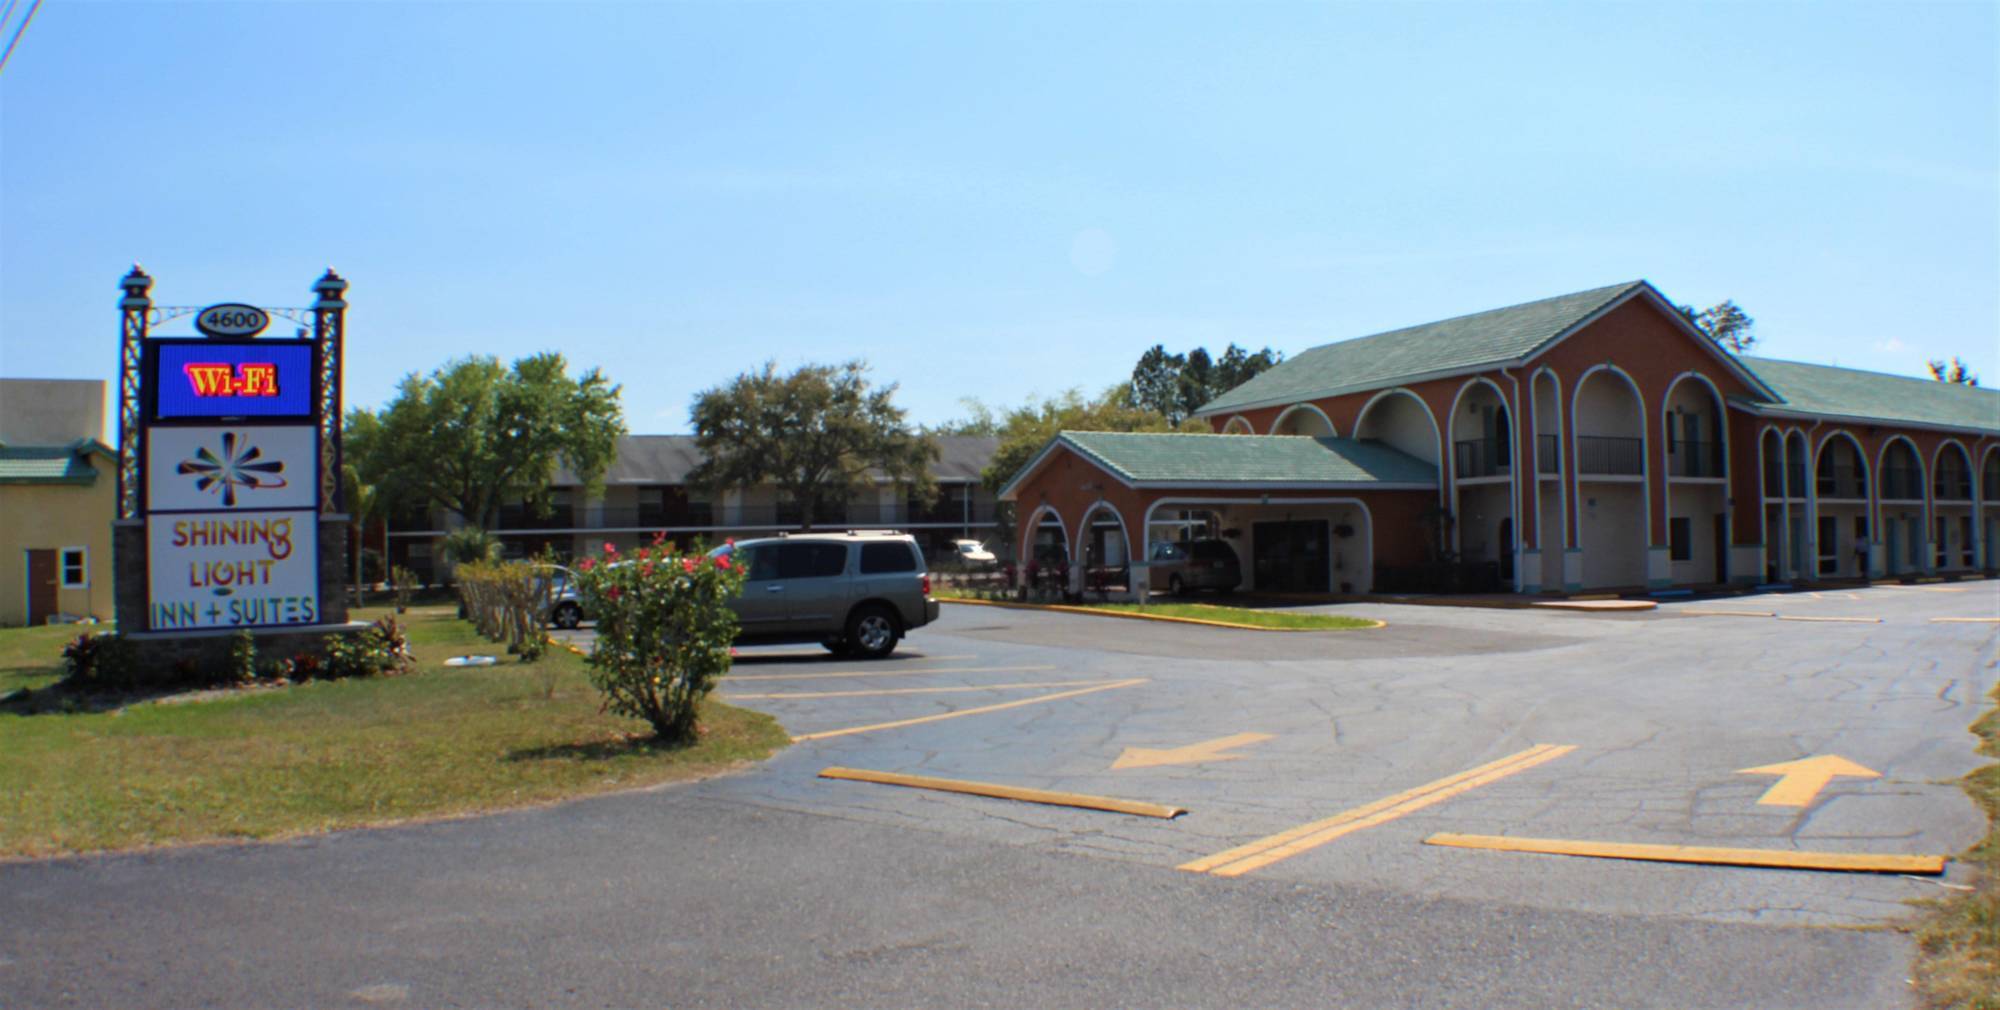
top-left (176, 431), bottom-right (288, 507)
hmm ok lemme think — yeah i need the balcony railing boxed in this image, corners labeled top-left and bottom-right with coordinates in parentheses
top-left (1934, 476), bottom-right (1973, 501)
top-left (495, 505), bottom-right (576, 531)
top-left (1575, 436), bottom-right (1643, 476)
top-left (1815, 465), bottom-right (1864, 500)
top-left (1536, 435), bottom-right (1559, 474)
top-left (1666, 442), bottom-right (1724, 479)
top-left (1453, 438), bottom-right (1513, 479)
top-left (1880, 468), bottom-right (1923, 501)
top-left (474, 502), bottom-right (1000, 532)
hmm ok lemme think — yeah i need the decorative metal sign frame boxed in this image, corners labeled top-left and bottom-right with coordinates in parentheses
top-left (115, 267), bottom-right (349, 633)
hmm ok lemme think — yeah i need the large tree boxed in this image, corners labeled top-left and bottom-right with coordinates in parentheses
top-left (979, 383), bottom-right (1208, 494)
top-left (347, 353), bottom-right (624, 528)
top-left (1128, 343), bottom-right (1284, 424)
top-left (1676, 300), bottom-right (1757, 354)
top-left (688, 361), bottom-right (937, 530)
top-left (1927, 357), bottom-right (1980, 387)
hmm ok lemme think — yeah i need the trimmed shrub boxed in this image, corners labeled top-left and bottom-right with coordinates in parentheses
top-left (571, 537), bottom-right (745, 743)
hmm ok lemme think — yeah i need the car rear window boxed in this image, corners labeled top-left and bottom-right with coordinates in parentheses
top-left (778, 542), bottom-right (848, 579)
top-left (1189, 541), bottom-right (1236, 561)
top-left (859, 542), bottom-right (918, 574)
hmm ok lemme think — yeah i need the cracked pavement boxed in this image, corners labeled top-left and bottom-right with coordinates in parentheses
top-left (1, 582), bottom-right (1992, 1008)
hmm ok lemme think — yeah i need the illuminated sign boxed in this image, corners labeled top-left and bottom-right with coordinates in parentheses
top-left (145, 426), bottom-right (317, 512)
top-left (146, 511), bottom-right (320, 630)
top-left (152, 340), bottom-right (314, 419)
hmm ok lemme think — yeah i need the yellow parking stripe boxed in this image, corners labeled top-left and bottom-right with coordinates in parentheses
top-left (728, 679), bottom-right (1114, 700)
top-left (1180, 744), bottom-right (1576, 877)
top-left (1931, 617), bottom-right (2000, 624)
top-left (1679, 609), bottom-right (1775, 618)
top-left (1775, 615), bottom-right (1882, 624)
top-left (1424, 833), bottom-right (1945, 875)
top-left (729, 664), bottom-right (1057, 683)
top-left (790, 678), bottom-right (1148, 743)
top-left (819, 767), bottom-right (1185, 819)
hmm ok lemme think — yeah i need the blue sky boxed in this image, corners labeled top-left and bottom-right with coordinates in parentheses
top-left (3, 2), bottom-right (1994, 435)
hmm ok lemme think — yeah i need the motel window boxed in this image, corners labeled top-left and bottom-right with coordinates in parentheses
top-left (1669, 518), bottom-right (1692, 562)
top-left (59, 547), bottom-right (87, 588)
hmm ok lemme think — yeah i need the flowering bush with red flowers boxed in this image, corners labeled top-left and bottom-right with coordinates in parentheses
top-left (571, 536), bottom-right (746, 743)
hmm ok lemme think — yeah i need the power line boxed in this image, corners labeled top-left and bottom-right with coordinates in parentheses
top-left (0, 0), bottom-right (45, 77)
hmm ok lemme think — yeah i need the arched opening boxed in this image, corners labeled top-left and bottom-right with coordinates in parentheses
top-left (1982, 447), bottom-right (2000, 571)
top-left (1877, 438), bottom-right (1925, 575)
top-left (1271, 404), bottom-right (1336, 438)
top-left (1354, 390), bottom-right (1442, 466)
top-left (1020, 506), bottom-right (1071, 595)
top-left (1784, 430), bottom-right (1810, 578)
top-left (1660, 375), bottom-right (1728, 586)
top-left (1570, 367), bottom-right (1646, 588)
top-left (1531, 370), bottom-right (1565, 590)
top-left (1078, 502), bottom-right (1134, 599)
top-left (1447, 378), bottom-right (1516, 587)
top-left (1221, 416), bottom-right (1254, 435)
top-left (1932, 442), bottom-right (1975, 570)
top-left (1142, 497), bottom-right (1375, 594)
top-left (1814, 433), bottom-right (1870, 578)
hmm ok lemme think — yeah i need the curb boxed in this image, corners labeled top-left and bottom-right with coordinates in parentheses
top-left (939, 597), bottom-right (1385, 633)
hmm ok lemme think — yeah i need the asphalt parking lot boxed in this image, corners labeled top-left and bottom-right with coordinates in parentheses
top-left (4, 582), bottom-right (1994, 1008)
top-left (664, 583), bottom-right (1996, 929)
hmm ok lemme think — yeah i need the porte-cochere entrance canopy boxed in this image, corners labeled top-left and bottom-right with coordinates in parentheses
top-left (999, 431), bottom-right (1439, 598)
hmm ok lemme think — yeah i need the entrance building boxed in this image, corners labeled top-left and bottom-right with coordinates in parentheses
top-left (1001, 281), bottom-right (1999, 597)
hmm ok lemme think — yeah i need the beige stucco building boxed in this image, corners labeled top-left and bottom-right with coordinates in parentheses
top-left (0, 379), bottom-right (117, 625)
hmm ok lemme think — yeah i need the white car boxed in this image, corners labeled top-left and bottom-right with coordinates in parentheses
top-left (951, 539), bottom-right (998, 567)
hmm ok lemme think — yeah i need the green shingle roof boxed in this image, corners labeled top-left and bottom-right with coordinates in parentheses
top-left (1738, 357), bottom-right (2000, 433)
top-left (1200, 280), bottom-right (1646, 414)
top-left (0, 442), bottom-right (109, 485)
top-left (1049, 431), bottom-right (1437, 487)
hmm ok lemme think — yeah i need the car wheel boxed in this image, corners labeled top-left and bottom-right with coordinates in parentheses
top-left (845, 605), bottom-right (899, 659)
top-left (1168, 575), bottom-right (1185, 597)
top-left (552, 603), bottom-right (582, 629)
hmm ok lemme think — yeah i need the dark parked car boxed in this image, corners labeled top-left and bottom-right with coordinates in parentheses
top-left (1147, 539), bottom-right (1242, 595)
top-left (709, 531), bottom-right (939, 658)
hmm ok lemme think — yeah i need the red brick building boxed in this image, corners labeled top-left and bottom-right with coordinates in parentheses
top-left (999, 281), bottom-right (1999, 596)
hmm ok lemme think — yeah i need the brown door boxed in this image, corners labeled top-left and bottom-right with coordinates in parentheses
top-left (26, 549), bottom-right (57, 625)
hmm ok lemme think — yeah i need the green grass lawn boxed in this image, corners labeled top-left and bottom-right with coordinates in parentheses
top-left (0, 607), bottom-right (788, 858)
top-left (1914, 681), bottom-right (2000, 1009)
top-left (938, 593), bottom-right (1377, 630)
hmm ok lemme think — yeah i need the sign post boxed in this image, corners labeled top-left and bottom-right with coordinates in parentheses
top-left (111, 269), bottom-right (358, 663)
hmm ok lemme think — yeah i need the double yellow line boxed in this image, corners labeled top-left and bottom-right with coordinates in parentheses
top-left (1181, 743), bottom-right (1577, 877)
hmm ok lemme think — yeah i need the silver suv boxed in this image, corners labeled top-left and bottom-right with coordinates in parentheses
top-left (709, 531), bottom-right (940, 658)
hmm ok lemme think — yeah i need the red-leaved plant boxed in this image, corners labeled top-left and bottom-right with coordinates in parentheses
top-left (571, 536), bottom-right (746, 743)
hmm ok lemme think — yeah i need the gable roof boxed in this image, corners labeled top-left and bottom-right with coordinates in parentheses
top-left (1199, 281), bottom-right (1648, 415)
top-left (0, 440), bottom-right (114, 485)
top-left (1736, 357), bottom-right (2000, 434)
top-left (999, 431), bottom-right (1437, 499)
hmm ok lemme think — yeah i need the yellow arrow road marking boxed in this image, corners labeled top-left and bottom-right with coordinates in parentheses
top-left (1112, 732), bottom-right (1276, 770)
top-left (1738, 754), bottom-right (1881, 806)
top-left (1424, 833), bottom-right (1944, 875)
top-left (1180, 744), bottom-right (1576, 877)
top-left (729, 678), bottom-right (1115, 700)
top-left (790, 678), bottom-right (1148, 742)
